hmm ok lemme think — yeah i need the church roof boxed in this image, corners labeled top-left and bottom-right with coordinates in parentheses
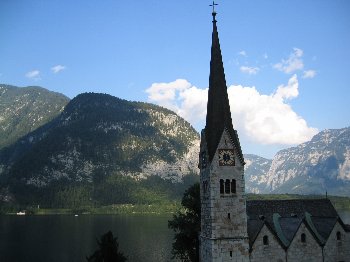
top-left (204, 12), bottom-right (244, 165)
top-left (246, 199), bottom-right (349, 249)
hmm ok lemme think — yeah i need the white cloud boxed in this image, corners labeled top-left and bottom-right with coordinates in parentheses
top-left (51, 65), bottom-right (66, 74)
top-left (274, 48), bottom-right (304, 74)
top-left (25, 70), bottom-right (41, 80)
top-left (146, 79), bottom-right (207, 126)
top-left (263, 53), bottom-right (268, 59)
top-left (240, 66), bottom-right (260, 75)
top-left (146, 76), bottom-right (318, 145)
top-left (303, 70), bottom-right (316, 79)
top-left (274, 74), bottom-right (299, 100)
top-left (238, 50), bottom-right (247, 56)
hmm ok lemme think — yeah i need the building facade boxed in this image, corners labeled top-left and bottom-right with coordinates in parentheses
top-left (199, 9), bottom-right (350, 262)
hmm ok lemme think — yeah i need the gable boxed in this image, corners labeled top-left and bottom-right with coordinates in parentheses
top-left (247, 199), bottom-right (341, 250)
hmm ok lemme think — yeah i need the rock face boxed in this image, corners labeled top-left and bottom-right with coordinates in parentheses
top-left (0, 92), bottom-right (200, 192)
top-left (265, 127), bottom-right (350, 196)
top-left (0, 84), bottom-right (69, 149)
top-left (244, 154), bottom-right (272, 194)
top-left (243, 128), bottom-right (350, 196)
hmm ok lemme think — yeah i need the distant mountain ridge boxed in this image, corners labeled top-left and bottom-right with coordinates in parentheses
top-left (0, 90), bottom-right (200, 206)
top-left (244, 154), bottom-right (272, 194)
top-left (265, 127), bottom-right (350, 196)
top-left (244, 127), bottom-right (350, 196)
top-left (0, 84), bottom-right (69, 149)
top-left (1, 84), bottom-right (350, 207)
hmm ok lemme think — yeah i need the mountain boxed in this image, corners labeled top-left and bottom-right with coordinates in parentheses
top-left (0, 92), bottom-right (200, 206)
top-left (244, 154), bottom-right (272, 193)
top-left (0, 84), bottom-right (69, 149)
top-left (244, 128), bottom-right (350, 196)
top-left (264, 127), bottom-right (350, 196)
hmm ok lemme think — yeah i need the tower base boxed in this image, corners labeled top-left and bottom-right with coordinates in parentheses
top-left (200, 236), bottom-right (250, 262)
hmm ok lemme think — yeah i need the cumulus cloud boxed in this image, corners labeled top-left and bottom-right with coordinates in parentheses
top-left (146, 79), bottom-right (207, 125)
top-left (303, 70), bottom-right (316, 79)
top-left (274, 48), bottom-right (304, 74)
top-left (238, 50), bottom-right (247, 56)
top-left (229, 75), bottom-right (317, 145)
top-left (25, 70), bottom-right (41, 80)
top-left (51, 65), bottom-right (66, 74)
top-left (274, 74), bottom-right (299, 100)
top-left (240, 66), bottom-right (260, 75)
top-left (146, 76), bottom-right (317, 145)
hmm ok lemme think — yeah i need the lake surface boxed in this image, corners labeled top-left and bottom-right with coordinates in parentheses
top-left (0, 214), bottom-right (176, 262)
top-left (1, 211), bottom-right (349, 262)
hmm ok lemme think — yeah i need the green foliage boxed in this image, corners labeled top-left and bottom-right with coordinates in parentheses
top-left (0, 84), bottom-right (69, 149)
top-left (86, 231), bottom-right (127, 262)
top-left (168, 183), bottom-right (200, 262)
top-left (1, 92), bottom-right (199, 208)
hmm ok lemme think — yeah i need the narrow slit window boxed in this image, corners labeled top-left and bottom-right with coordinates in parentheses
top-left (228, 213), bottom-right (230, 219)
top-left (220, 179), bottom-right (224, 194)
top-left (231, 179), bottom-right (236, 193)
top-left (337, 231), bottom-right (341, 240)
top-left (225, 179), bottom-right (230, 194)
top-left (301, 233), bottom-right (306, 243)
top-left (230, 251), bottom-right (232, 257)
top-left (263, 235), bottom-right (269, 245)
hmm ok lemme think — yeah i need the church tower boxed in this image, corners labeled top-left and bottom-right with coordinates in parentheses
top-left (199, 7), bottom-right (249, 262)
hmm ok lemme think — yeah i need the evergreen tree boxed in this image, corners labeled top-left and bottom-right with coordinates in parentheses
top-left (168, 183), bottom-right (200, 262)
top-left (86, 231), bottom-right (127, 262)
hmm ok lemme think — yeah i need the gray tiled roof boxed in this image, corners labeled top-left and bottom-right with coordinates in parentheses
top-left (246, 199), bottom-right (346, 249)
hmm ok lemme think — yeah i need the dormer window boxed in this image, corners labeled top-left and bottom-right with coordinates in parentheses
top-left (259, 215), bottom-right (265, 220)
top-left (301, 233), bottom-right (306, 243)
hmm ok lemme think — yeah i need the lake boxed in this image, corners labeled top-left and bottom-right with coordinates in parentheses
top-left (1, 211), bottom-right (349, 262)
top-left (0, 214), bottom-right (176, 262)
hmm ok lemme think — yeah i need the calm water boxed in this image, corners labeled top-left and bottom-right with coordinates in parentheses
top-left (1, 211), bottom-right (349, 262)
top-left (0, 214), bottom-right (176, 262)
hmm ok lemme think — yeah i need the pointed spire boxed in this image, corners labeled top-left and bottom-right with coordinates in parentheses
top-left (204, 10), bottom-right (244, 165)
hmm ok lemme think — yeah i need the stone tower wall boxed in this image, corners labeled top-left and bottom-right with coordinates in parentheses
top-left (200, 130), bottom-right (249, 261)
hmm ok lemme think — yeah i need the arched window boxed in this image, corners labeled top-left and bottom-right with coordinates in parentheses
top-left (337, 231), bottom-right (341, 241)
top-left (231, 179), bottom-right (236, 193)
top-left (301, 233), bottom-right (306, 243)
top-left (263, 235), bottom-right (269, 245)
top-left (225, 179), bottom-right (230, 194)
top-left (220, 179), bottom-right (224, 194)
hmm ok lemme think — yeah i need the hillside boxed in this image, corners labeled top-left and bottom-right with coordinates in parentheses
top-left (0, 92), bottom-right (200, 207)
top-left (244, 127), bottom-right (350, 196)
top-left (0, 84), bottom-right (69, 149)
top-left (265, 127), bottom-right (350, 196)
top-left (244, 154), bottom-right (272, 193)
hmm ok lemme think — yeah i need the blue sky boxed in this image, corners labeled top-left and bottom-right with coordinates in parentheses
top-left (1, 0), bottom-right (349, 158)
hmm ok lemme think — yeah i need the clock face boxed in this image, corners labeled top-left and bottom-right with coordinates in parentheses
top-left (218, 149), bottom-right (235, 166)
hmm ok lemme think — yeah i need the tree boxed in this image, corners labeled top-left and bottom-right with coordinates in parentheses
top-left (86, 231), bottom-right (127, 262)
top-left (168, 183), bottom-right (200, 262)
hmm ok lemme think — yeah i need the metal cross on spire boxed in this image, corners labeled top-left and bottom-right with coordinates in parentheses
top-left (209, 1), bottom-right (218, 14)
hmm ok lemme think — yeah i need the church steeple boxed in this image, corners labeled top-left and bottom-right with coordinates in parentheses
top-left (200, 6), bottom-right (249, 261)
top-left (204, 10), bottom-right (244, 165)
